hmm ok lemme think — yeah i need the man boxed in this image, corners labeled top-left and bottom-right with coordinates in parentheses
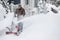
top-left (6, 22), bottom-right (23, 36)
top-left (15, 5), bottom-right (25, 20)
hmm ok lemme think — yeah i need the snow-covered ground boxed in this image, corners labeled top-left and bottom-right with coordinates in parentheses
top-left (0, 3), bottom-right (60, 40)
top-left (0, 11), bottom-right (60, 40)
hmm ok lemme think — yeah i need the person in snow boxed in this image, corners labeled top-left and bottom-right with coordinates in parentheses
top-left (6, 5), bottom-right (25, 36)
top-left (6, 22), bottom-right (23, 36)
top-left (15, 5), bottom-right (25, 20)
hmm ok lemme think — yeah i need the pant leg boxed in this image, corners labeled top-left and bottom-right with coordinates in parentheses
top-left (15, 22), bottom-right (23, 36)
top-left (18, 22), bottom-right (23, 32)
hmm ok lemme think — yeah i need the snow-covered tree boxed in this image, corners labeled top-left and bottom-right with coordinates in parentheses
top-left (37, 0), bottom-right (48, 14)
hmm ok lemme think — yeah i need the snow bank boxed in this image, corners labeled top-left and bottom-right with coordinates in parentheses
top-left (1, 12), bottom-right (60, 40)
top-left (0, 4), bottom-right (14, 30)
top-left (0, 12), bottom-right (14, 30)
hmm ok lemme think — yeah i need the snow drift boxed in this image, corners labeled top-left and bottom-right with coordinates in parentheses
top-left (1, 12), bottom-right (60, 40)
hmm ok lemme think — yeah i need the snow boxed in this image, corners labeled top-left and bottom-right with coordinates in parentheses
top-left (46, 3), bottom-right (59, 12)
top-left (0, 12), bottom-right (14, 30)
top-left (0, 4), bottom-right (6, 21)
top-left (0, 3), bottom-right (60, 40)
top-left (0, 4), bottom-right (14, 30)
top-left (0, 12), bottom-right (60, 40)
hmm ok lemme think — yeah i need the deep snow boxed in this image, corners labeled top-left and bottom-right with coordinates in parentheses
top-left (0, 3), bottom-right (60, 40)
top-left (0, 12), bottom-right (60, 40)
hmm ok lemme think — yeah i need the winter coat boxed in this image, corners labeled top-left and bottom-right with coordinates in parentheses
top-left (15, 7), bottom-right (25, 16)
